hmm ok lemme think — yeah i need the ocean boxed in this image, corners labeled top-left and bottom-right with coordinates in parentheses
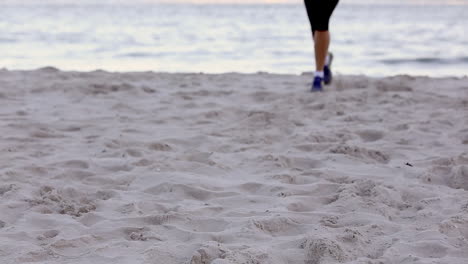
top-left (1, 3), bottom-right (467, 76)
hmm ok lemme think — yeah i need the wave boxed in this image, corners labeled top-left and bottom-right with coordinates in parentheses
top-left (381, 57), bottom-right (468, 65)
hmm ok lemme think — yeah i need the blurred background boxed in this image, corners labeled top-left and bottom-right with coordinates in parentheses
top-left (0, 0), bottom-right (467, 76)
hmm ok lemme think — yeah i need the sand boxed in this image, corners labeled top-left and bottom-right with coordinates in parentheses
top-left (0, 67), bottom-right (467, 264)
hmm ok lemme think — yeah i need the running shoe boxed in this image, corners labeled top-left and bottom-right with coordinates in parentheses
top-left (324, 52), bottom-right (333, 85)
top-left (311, 76), bottom-right (323, 92)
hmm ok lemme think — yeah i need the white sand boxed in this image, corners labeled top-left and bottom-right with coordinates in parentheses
top-left (0, 67), bottom-right (467, 264)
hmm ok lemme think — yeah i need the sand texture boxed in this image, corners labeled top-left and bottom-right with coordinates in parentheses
top-left (0, 68), bottom-right (467, 264)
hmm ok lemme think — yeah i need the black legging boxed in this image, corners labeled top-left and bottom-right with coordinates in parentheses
top-left (304, 0), bottom-right (339, 34)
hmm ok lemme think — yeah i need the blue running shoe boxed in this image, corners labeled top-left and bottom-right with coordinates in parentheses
top-left (324, 53), bottom-right (333, 85)
top-left (311, 76), bottom-right (323, 92)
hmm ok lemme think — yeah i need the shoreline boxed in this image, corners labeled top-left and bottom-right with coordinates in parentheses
top-left (2, 66), bottom-right (468, 79)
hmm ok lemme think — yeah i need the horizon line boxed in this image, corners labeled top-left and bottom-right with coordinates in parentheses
top-left (1, 0), bottom-right (468, 5)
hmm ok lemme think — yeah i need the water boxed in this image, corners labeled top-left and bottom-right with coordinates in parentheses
top-left (1, 3), bottom-right (467, 76)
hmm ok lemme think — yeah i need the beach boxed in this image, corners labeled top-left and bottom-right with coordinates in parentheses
top-left (0, 68), bottom-right (467, 263)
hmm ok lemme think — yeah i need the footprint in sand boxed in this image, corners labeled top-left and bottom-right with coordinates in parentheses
top-left (37, 230), bottom-right (60, 240)
top-left (28, 186), bottom-right (97, 217)
top-left (59, 160), bottom-right (90, 169)
top-left (144, 183), bottom-right (237, 201)
top-left (250, 216), bottom-right (303, 236)
top-left (447, 165), bottom-right (468, 190)
top-left (356, 129), bottom-right (384, 142)
top-left (190, 242), bottom-right (227, 264)
top-left (125, 148), bottom-right (143, 157)
top-left (148, 142), bottom-right (172, 151)
top-left (329, 144), bottom-right (390, 163)
top-left (301, 237), bottom-right (346, 264)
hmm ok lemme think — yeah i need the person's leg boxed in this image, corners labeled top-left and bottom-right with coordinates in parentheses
top-left (314, 30), bottom-right (330, 72)
top-left (304, 0), bottom-right (338, 91)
